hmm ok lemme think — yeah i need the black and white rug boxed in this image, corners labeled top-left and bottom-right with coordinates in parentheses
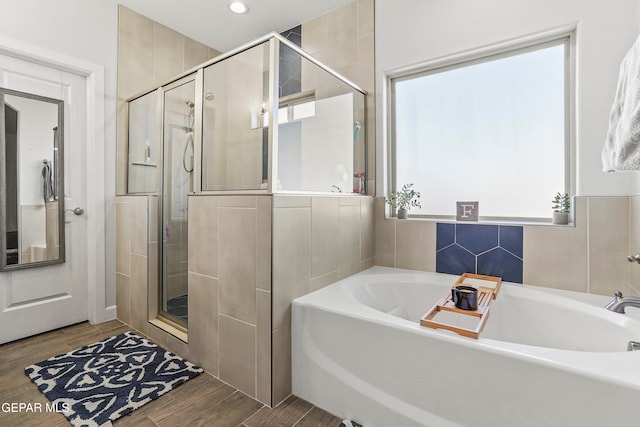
top-left (25, 331), bottom-right (203, 427)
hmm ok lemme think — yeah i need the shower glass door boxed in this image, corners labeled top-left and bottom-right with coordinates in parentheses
top-left (160, 76), bottom-right (196, 328)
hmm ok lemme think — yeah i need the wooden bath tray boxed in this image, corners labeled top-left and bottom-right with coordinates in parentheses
top-left (420, 273), bottom-right (502, 339)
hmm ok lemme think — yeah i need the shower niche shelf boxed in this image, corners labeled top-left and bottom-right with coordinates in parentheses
top-left (420, 273), bottom-right (502, 339)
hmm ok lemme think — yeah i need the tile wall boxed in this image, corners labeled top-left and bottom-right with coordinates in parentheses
top-left (115, 0), bottom-right (376, 409)
top-left (116, 5), bottom-right (221, 195)
top-left (187, 195), bottom-right (272, 405)
top-left (376, 196), bottom-right (638, 297)
top-left (302, 0), bottom-right (375, 195)
top-left (436, 223), bottom-right (523, 283)
top-left (271, 195), bottom-right (375, 405)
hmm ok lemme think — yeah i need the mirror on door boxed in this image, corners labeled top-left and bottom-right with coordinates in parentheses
top-left (0, 87), bottom-right (65, 270)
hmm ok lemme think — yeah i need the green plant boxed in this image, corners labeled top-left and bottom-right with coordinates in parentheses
top-left (386, 183), bottom-right (421, 211)
top-left (552, 192), bottom-right (570, 213)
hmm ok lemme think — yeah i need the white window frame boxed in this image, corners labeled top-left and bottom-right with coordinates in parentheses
top-left (386, 28), bottom-right (576, 223)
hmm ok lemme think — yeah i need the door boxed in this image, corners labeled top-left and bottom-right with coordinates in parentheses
top-left (0, 53), bottom-right (88, 344)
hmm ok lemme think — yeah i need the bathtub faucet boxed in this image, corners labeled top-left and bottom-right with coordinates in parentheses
top-left (605, 291), bottom-right (640, 314)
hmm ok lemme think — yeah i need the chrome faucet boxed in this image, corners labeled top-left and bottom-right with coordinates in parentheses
top-left (605, 291), bottom-right (640, 314)
top-left (331, 185), bottom-right (342, 193)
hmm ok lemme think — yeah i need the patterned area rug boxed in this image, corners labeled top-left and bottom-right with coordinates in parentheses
top-left (25, 331), bottom-right (203, 427)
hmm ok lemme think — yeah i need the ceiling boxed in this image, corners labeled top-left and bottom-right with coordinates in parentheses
top-left (114, 0), bottom-right (355, 52)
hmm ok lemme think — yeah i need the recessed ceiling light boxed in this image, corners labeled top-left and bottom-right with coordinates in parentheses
top-left (229, 1), bottom-right (248, 14)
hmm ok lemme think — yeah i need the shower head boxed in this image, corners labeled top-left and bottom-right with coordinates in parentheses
top-left (185, 100), bottom-right (195, 108)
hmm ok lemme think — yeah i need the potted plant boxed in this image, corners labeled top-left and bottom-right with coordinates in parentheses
top-left (386, 183), bottom-right (421, 219)
top-left (551, 192), bottom-right (570, 224)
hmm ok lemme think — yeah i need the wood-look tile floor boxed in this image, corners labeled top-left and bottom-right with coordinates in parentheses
top-left (0, 320), bottom-right (342, 427)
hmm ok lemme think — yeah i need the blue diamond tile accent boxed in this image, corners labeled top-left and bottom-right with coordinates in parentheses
top-left (477, 247), bottom-right (523, 283)
top-left (499, 226), bottom-right (523, 259)
top-left (436, 244), bottom-right (475, 276)
top-left (436, 223), bottom-right (455, 250)
top-left (456, 224), bottom-right (498, 255)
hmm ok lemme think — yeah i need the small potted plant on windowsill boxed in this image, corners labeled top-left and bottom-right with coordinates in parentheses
top-left (552, 192), bottom-right (570, 225)
top-left (386, 183), bottom-right (421, 219)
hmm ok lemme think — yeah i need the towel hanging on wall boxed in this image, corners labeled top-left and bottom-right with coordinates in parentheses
top-left (602, 35), bottom-right (640, 171)
top-left (42, 159), bottom-right (54, 203)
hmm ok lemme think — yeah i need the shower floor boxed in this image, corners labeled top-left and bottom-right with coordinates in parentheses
top-left (167, 294), bottom-right (188, 322)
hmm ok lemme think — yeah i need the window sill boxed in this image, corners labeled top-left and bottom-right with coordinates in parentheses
top-left (387, 215), bottom-right (575, 228)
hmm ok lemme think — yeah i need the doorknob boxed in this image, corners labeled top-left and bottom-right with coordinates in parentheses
top-left (65, 207), bottom-right (84, 216)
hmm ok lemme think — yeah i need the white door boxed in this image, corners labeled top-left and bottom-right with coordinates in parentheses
top-left (0, 53), bottom-right (89, 344)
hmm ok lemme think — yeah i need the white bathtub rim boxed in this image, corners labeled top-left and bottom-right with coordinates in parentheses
top-left (293, 266), bottom-right (640, 391)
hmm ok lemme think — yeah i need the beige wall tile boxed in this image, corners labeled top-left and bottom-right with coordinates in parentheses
top-left (273, 195), bottom-right (311, 208)
top-left (167, 334), bottom-right (189, 359)
top-left (130, 253), bottom-right (149, 335)
top-left (188, 272), bottom-right (219, 375)
top-left (148, 241), bottom-right (158, 319)
top-left (361, 257), bottom-right (375, 270)
top-left (327, 2), bottom-right (358, 71)
top-left (116, 273), bottom-right (130, 324)
top-left (374, 197), bottom-right (396, 267)
top-left (117, 6), bottom-right (154, 99)
top-left (339, 196), bottom-right (361, 206)
top-left (131, 196), bottom-right (148, 256)
top-left (257, 196), bottom-right (272, 291)
top-left (153, 24), bottom-right (184, 85)
top-left (217, 195), bottom-right (258, 208)
top-left (310, 270), bottom-right (340, 292)
top-left (357, 0), bottom-right (374, 37)
top-left (360, 196), bottom-right (375, 261)
top-left (339, 204), bottom-right (362, 279)
top-left (146, 324), bottom-right (169, 347)
top-left (256, 289), bottom-right (272, 405)
top-left (301, 14), bottom-right (328, 55)
top-left (184, 37), bottom-right (211, 70)
top-left (523, 197), bottom-right (588, 293)
top-left (148, 195), bottom-right (158, 243)
top-left (219, 208), bottom-right (257, 324)
top-left (588, 197), bottom-right (630, 296)
top-left (116, 199), bottom-right (131, 275)
top-left (272, 207), bottom-right (311, 330)
top-left (311, 197), bottom-right (339, 278)
top-left (272, 323), bottom-right (291, 406)
top-left (357, 34), bottom-right (375, 93)
top-left (219, 314), bottom-right (256, 398)
top-left (188, 196), bottom-right (219, 278)
top-left (396, 220), bottom-right (436, 271)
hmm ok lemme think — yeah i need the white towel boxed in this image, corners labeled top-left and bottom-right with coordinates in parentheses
top-left (602, 35), bottom-right (640, 171)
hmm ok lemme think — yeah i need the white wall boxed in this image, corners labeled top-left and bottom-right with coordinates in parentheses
top-left (376, 0), bottom-right (640, 197)
top-left (0, 0), bottom-right (118, 307)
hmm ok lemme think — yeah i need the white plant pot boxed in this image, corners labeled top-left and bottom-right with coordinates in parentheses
top-left (552, 211), bottom-right (569, 225)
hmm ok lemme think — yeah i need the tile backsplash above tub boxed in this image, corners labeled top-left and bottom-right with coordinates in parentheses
top-left (436, 223), bottom-right (523, 283)
top-left (374, 196), bottom-right (636, 297)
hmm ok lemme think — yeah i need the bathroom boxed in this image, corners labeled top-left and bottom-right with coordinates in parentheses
top-left (1, 0), bottom-right (640, 425)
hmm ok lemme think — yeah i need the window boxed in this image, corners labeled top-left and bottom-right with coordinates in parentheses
top-left (390, 35), bottom-right (573, 221)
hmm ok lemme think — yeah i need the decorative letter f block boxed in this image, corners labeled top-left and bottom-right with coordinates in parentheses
top-left (456, 201), bottom-right (479, 221)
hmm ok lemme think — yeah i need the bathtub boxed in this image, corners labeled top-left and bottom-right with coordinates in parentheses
top-left (291, 267), bottom-right (640, 427)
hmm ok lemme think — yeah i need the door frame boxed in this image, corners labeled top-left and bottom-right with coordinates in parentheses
top-left (0, 34), bottom-right (110, 324)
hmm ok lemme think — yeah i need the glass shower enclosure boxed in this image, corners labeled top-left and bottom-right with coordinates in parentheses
top-left (126, 33), bottom-right (366, 332)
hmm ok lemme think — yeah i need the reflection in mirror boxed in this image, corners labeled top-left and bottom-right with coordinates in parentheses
top-left (0, 88), bottom-right (64, 270)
